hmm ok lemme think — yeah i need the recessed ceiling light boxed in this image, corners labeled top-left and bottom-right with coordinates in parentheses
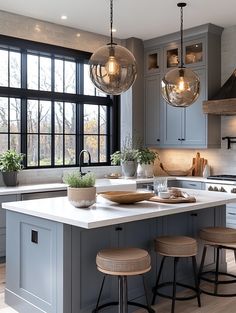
top-left (61, 15), bottom-right (68, 20)
top-left (76, 33), bottom-right (81, 37)
top-left (35, 24), bottom-right (41, 32)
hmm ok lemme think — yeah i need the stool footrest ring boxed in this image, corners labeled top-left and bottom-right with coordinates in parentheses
top-left (92, 300), bottom-right (155, 313)
top-left (153, 282), bottom-right (199, 301)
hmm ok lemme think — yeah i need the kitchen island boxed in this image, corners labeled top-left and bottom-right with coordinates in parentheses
top-left (3, 190), bottom-right (236, 313)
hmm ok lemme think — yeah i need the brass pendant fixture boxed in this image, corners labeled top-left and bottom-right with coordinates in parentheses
top-left (89, 0), bottom-right (137, 95)
top-left (161, 3), bottom-right (200, 107)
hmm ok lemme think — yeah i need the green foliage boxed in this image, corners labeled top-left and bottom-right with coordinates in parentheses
top-left (110, 149), bottom-right (139, 165)
top-left (0, 150), bottom-right (24, 172)
top-left (63, 172), bottom-right (96, 188)
top-left (137, 148), bottom-right (159, 165)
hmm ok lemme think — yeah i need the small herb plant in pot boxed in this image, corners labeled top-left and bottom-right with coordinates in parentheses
top-left (0, 150), bottom-right (24, 186)
top-left (137, 148), bottom-right (159, 178)
top-left (63, 172), bottom-right (96, 208)
top-left (110, 148), bottom-right (138, 178)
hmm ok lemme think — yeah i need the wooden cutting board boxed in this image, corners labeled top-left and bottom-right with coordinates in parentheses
top-left (149, 196), bottom-right (196, 204)
top-left (192, 152), bottom-right (207, 176)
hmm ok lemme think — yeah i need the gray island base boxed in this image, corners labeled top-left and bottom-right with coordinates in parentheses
top-left (3, 189), bottom-right (236, 313)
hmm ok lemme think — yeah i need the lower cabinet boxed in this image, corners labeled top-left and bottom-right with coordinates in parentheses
top-left (0, 194), bottom-right (20, 258)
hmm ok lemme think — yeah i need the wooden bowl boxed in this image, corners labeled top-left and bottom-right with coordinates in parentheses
top-left (98, 191), bottom-right (153, 204)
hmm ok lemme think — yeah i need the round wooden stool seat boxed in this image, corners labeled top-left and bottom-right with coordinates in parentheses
top-left (200, 227), bottom-right (236, 244)
top-left (155, 236), bottom-right (197, 257)
top-left (96, 247), bottom-right (151, 276)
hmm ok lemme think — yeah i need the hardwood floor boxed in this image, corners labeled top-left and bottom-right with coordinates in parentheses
top-left (0, 252), bottom-right (236, 313)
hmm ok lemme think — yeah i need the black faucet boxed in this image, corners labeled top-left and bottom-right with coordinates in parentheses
top-left (79, 150), bottom-right (91, 176)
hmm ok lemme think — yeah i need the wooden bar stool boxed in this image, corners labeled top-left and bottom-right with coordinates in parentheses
top-left (152, 236), bottom-right (201, 313)
top-left (199, 226), bottom-right (236, 297)
top-left (92, 247), bottom-right (155, 313)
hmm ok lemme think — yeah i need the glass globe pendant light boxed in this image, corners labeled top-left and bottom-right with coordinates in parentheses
top-left (161, 3), bottom-right (200, 107)
top-left (89, 0), bottom-right (137, 95)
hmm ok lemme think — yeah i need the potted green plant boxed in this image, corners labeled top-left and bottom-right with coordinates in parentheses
top-left (110, 148), bottom-right (138, 178)
top-left (0, 150), bottom-right (24, 186)
top-left (136, 148), bottom-right (159, 178)
top-left (63, 171), bottom-right (96, 208)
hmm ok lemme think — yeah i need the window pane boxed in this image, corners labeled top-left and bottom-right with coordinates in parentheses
top-left (39, 101), bottom-right (51, 133)
top-left (83, 64), bottom-right (106, 96)
top-left (10, 51), bottom-right (21, 88)
top-left (0, 134), bottom-right (8, 153)
top-left (10, 134), bottom-right (21, 152)
top-left (40, 56), bottom-right (51, 91)
top-left (27, 100), bottom-right (38, 133)
top-left (55, 59), bottom-right (64, 92)
top-left (0, 97), bottom-right (8, 132)
top-left (0, 50), bottom-right (8, 87)
top-left (40, 135), bottom-right (51, 166)
top-left (100, 135), bottom-right (107, 162)
top-left (64, 61), bottom-right (76, 93)
top-left (10, 98), bottom-right (21, 133)
top-left (55, 135), bottom-right (63, 165)
top-left (84, 104), bottom-right (98, 134)
top-left (65, 135), bottom-right (75, 165)
top-left (100, 106), bottom-right (107, 134)
top-left (27, 54), bottom-right (39, 89)
top-left (65, 102), bottom-right (76, 134)
top-left (84, 135), bottom-right (98, 163)
top-left (84, 64), bottom-right (95, 96)
top-left (27, 134), bottom-right (38, 166)
top-left (55, 101), bottom-right (63, 133)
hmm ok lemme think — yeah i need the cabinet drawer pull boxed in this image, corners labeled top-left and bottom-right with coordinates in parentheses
top-left (178, 138), bottom-right (181, 141)
top-left (189, 183), bottom-right (197, 186)
top-left (182, 138), bottom-right (185, 141)
top-left (228, 212), bottom-right (236, 216)
top-left (31, 230), bottom-right (38, 244)
top-left (115, 226), bottom-right (123, 231)
top-left (156, 139), bottom-right (160, 142)
top-left (190, 213), bottom-right (198, 216)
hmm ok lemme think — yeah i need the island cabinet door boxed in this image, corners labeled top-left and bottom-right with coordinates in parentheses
top-left (190, 206), bottom-right (227, 269)
top-left (5, 211), bottom-right (67, 313)
top-left (71, 225), bottom-right (118, 313)
top-left (119, 219), bottom-right (158, 301)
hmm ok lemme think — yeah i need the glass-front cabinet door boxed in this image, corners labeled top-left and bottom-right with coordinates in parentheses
top-left (184, 39), bottom-right (205, 67)
top-left (145, 49), bottom-right (161, 75)
top-left (164, 44), bottom-right (179, 71)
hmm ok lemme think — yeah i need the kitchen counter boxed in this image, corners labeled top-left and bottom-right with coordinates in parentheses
top-left (0, 176), bottom-right (236, 196)
top-left (3, 189), bottom-right (236, 229)
top-left (3, 188), bottom-right (235, 313)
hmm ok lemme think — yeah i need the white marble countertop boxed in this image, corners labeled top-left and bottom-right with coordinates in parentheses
top-left (3, 189), bottom-right (236, 229)
top-left (0, 176), bottom-right (236, 196)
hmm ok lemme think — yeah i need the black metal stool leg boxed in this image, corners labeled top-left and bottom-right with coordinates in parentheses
top-left (118, 276), bottom-right (124, 313)
top-left (142, 275), bottom-right (155, 313)
top-left (214, 247), bottom-right (220, 295)
top-left (234, 249), bottom-right (236, 264)
top-left (152, 256), bottom-right (166, 305)
top-left (171, 257), bottom-right (179, 313)
top-left (122, 276), bottom-right (128, 313)
top-left (198, 245), bottom-right (207, 283)
top-left (94, 275), bottom-right (106, 312)
top-left (192, 256), bottom-right (201, 307)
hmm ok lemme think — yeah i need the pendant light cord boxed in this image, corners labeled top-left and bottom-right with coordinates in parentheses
top-left (180, 4), bottom-right (184, 68)
top-left (110, 0), bottom-right (114, 45)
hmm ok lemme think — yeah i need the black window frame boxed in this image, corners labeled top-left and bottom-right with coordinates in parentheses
top-left (0, 35), bottom-right (120, 169)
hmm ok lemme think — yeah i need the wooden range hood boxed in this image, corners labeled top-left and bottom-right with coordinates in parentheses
top-left (203, 70), bottom-right (236, 115)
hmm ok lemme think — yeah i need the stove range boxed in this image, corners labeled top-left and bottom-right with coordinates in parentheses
top-left (207, 175), bottom-right (236, 181)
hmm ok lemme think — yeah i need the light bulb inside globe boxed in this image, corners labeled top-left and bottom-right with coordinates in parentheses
top-left (105, 55), bottom-right (120, 76)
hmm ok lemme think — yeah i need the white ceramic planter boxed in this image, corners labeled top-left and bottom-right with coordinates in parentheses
top-left (137, 163), bottom-right (154, 178)
top-left (67, 186), bottom-right (96, 208)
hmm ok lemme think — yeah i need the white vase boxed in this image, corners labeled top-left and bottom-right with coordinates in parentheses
top-left (67, 186), bottom-right (96, 208)
top-left (137, 163), bottom-right (154, 178)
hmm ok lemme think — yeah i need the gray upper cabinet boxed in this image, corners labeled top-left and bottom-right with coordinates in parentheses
top-left (144, 24), bottom-right (223, 148)
top-left (144, 75), bottom-right (161, 146)
top-left (162, 68), bottom-right (207, 147)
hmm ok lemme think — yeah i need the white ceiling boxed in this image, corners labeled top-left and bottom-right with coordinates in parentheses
top-left (0, 0), bottom-right (235, 40)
